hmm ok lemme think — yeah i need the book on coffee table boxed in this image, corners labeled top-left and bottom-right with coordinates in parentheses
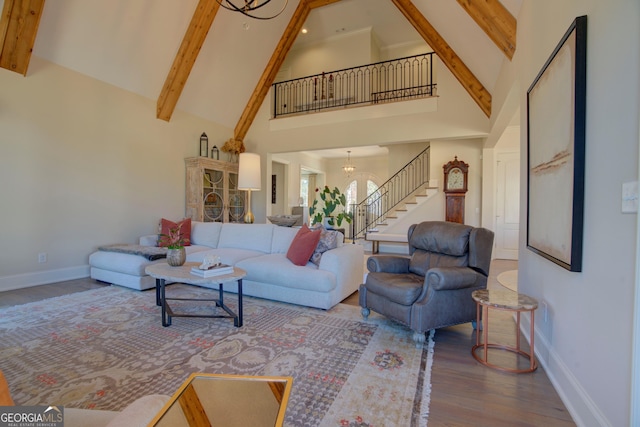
top-left (190, 264), bottom-right (234, 277)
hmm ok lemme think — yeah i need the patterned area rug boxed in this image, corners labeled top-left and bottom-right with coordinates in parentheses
top-left (0, 284), bottom-right (435, 426)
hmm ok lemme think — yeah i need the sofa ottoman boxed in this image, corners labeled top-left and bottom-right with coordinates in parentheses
top-left (89, 235), bottom-right (210, 291)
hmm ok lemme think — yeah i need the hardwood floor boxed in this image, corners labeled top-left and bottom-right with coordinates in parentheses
top-left (0, 279), bottom-right (107, 309)
top-left (346, 257), bottom-right (574, 426)
top-left (0, 258), bottom-right (575, 425)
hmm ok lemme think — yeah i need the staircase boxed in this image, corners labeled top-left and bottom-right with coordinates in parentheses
top-left (364, 184), bottom-right (439, 253)
top-left (351, 146), bottom-right (441, 253)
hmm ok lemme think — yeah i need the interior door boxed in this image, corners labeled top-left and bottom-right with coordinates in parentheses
top-left (495, 152), bottom-right (520, 259)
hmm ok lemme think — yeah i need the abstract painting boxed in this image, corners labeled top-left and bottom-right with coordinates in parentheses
top-left (526, 15), bottom-right (587, 272)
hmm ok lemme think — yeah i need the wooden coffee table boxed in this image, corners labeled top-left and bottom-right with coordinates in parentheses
top-left (145, 262), bottom-right (246, 327)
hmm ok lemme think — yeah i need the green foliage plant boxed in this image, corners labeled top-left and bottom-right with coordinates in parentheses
top-left (309, 186), bottom-right (353, 227)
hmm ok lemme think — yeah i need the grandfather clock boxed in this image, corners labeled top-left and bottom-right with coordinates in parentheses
top-left (443, 156), bottom-right (469, 224)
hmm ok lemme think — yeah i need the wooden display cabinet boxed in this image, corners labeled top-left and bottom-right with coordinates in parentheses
top-left (185, 157), bottom-right (246, 223)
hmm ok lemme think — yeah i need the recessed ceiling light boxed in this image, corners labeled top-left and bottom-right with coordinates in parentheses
top-left (301, 28), bottom-right (308, 34)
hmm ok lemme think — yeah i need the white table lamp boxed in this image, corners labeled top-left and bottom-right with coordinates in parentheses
top-left (238, 152), bottom-right (261, 223)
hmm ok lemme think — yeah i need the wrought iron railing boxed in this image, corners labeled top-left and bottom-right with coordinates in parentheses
top-left (351, 146), bottom-right (430, 241)
top-left (272, 52), bottom-right (436, 117)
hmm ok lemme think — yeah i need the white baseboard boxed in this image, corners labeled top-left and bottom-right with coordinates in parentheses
top-left (0, 265), bottom-right (90, 292)
top-left (518, 314), bottom-right (610, 427)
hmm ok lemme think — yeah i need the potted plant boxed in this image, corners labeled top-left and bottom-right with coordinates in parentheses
top-left (309, 186), bottom-right (353, 229)
top-left (160, 225), bottom-right (187, 266)
top-left (220, 138), bottom-right (246, 162)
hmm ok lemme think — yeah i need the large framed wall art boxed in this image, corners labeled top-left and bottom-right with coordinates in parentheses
top-left (526, 15), bottom-right (587, 272)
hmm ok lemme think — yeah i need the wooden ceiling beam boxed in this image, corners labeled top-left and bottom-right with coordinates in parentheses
top-left (234, 0), bottom-right (342, 141)
top-left (0, 0), bottom-right (46, 75)
top-left (456, 0), bottom-right (516, 60)
top-left (390, 0), bottom-right (491, 117)
top-left (156, 0), bottom-right (220, 122)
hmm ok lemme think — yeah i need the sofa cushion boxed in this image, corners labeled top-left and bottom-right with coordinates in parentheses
top-left (187, 248), bottom-right (264, 266)
top-left (271, 226), bottom-right (299, 254)
top-left (89, 251), bottom-right (165, 276)
top-left (190, 221), bottom-right (223, 248)
top-left (237, 254), bottom-right (337, 292)
top-left (409, 251), bottom-right (468, 277)
top-left (218, 223), bottom-right (274, 253)
top-left (158, 218), bottom-right (191, 247)
top-left (286, 225), bottom-right (321, 266)
top-left (89, 245), bottom-right (209, 277)
top-left (409, 221), bottom-right (471, 256)
top-left (365, 272), bottom-right (424, 306)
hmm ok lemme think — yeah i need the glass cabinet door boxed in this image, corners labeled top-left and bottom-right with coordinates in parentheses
top-left (227, 172), bottom-right (246, 223)
top-left (203, 169), bottom-right (225, 222)
top-left (185, 158), bottom-right (242, 224)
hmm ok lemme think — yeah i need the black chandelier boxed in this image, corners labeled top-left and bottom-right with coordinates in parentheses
top-left (216, 0), bottom-right (288, 20)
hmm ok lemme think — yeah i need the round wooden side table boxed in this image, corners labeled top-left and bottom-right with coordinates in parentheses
top-left (471, 289), bottom-right (539, 373)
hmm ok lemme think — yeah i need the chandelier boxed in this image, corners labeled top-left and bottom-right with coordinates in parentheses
top-left (215, 0), bottom-right (288, 20)
top-left (343, 151), bottom-right (356, 177)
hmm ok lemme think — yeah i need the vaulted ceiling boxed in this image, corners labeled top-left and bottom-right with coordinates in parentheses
top-left (1, 0), bottom-right (521, 141)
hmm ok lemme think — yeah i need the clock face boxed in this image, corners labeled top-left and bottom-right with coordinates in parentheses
top-left (447, 168), bottom-right (464, 190)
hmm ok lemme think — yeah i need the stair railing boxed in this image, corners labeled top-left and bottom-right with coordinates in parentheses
top-left (351, 146), bottom-right (430, 241)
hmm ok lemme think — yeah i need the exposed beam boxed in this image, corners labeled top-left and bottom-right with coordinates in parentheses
top-left (456, 0), bottom-right (516, 60)
top-left (0, 0), bottom-right (46, 75)
top-left (391, 0), bottom-right (491, 117)
top-left (234, 0), bottom-right (342, 141)
top-left (156, 0), bottom-right (220, 122)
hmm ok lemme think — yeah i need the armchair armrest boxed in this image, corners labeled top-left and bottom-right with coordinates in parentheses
top-left (367, 255), bottom-right (410, 273)
top-left (139, 234), bottom-right (159, 246)
top-left (426, 267), bottom-right (481, 291)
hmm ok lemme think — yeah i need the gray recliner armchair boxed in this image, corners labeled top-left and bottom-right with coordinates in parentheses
top-left (359, 221), bottom-right (494, 344)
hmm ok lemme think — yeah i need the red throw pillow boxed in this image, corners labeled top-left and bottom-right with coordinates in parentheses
top-left (286, 224), bottom-right (322, 266)
top-left (158, 218), bottom-right (191, 247)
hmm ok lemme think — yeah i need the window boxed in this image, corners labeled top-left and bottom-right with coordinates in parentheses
top-left (300, 176), bottom-right (309, 207)
top-left (344, 179), bottom-right (380, 211)
top-left (345, 180), bottom-right (357, 213)
top-left (367, 180), bottom-right (379, 198)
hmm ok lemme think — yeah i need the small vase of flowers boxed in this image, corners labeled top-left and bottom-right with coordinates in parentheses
top-left (309, 186), bottom-right (353, 229)
top-left (160, 226), bottom-right (186, 267)
top-left (221, 138), bottom-right (246, 163)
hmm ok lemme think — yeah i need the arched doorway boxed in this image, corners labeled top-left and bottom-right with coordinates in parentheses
top-left (342, 173), bottom-right (382, 238)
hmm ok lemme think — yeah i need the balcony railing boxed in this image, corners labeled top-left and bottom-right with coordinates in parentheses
top-left (272, 52), bottom-right (436, 118)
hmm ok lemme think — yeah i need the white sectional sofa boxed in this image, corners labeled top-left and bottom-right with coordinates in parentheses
top-left (89, 222), bottom-right (363, 310)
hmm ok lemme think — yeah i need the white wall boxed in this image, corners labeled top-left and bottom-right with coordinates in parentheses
top-left (324, 154), bottom-right (390, 195)
top-left (509, 1), bottom-right (639, 425)
top-left (482, 125), bottom-right (521, 230)
top-left (0, 57), bottom-right (232, 290)
top-left (281, 28), bottom-right (378, 80)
